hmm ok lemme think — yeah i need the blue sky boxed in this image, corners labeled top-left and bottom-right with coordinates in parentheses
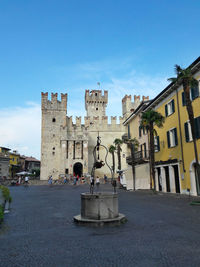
top-left (0, 0), bottom-right (200, 159)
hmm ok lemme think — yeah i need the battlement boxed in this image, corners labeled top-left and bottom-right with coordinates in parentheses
top-left (85, 89), bottom-right (108, 117)
top-left (67, 115), bottom-right (125, 129)
top-left (142, 96), bottom-right (149, 101)
top-left (122, 94), bottom-right (149, 116)
top-left (122, 95), bottom-right (132, 103)
top-left (85, 90), bottom-right (108, 103)
top-left (41, 92), bottom-right (67, 111)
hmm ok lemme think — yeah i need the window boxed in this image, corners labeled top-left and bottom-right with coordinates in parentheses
top-left (167, 128), bottom-right (178, 148)
top-left (194, 116), bottom-right (200, 139)
top-left (139, 126), bottom-right (142, 137)
top-left (185, 117), bottom-right (200, 141)
top-left (154, 136), bottom-right (160, 152)
top-left (165, 99), bottom-right (175, 117)
top-left (96, 108), bottom-right (98, 110)
top-left (182, 83), bottom-right (200, 105)
top-left (184, 121), bottom-right (193, 142)
top-left (191, 85), bottom-right (199, 100)
top-left (52, 118), bottom-right (56, 122)
top-left (182, 92), bottom-right (186, 106)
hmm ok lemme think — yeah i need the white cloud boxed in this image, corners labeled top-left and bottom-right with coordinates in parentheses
top-left (0, 102), bottom-right (41, 159)
top-left (0, 58), bottom-right (170, 159)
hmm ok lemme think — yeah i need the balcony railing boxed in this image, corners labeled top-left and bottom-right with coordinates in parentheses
top-left (126, 150), bottom-right (150, 165)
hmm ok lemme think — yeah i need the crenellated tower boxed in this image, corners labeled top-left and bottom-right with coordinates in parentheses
top-left (85, 90), bottom-right (108, 117)
top-left (41, 92), bottom-right (68, 180)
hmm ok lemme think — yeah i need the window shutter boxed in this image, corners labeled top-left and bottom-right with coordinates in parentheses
top-left (197, 117), bottom-right (200, 139)
top-left (165, 104), bottom-right (168, 117)
top-left (144, 143), bottom-right (147, 158)
top-left (191, 87), bottom-right (195, 100)
top-left (184, 122), bottom-right (189, 142)
top-left (139, 126), bottom-right (141, 137)
top-left (182, 92), bottom-right (186, 106)
top-left (174, 128), bottom-right (178, 146)
top-left (195, 117), bottom-right (200, 139)
top-left (167, 131), bottom-right (170, 148)
top-left (172, 99), bottom-right (175, 113)
top-left (191, 86), bottom-right (199, 100)
top-left (157, 136), bottom-right (160, 151)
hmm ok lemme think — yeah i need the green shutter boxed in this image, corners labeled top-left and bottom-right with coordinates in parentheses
top-left (172, 99), bottom-right (175, 113)
top-left (165, 104), bottom-right (168, 117)
top-left (182, 92), bottom-right (186, 106)
top-left (184, 122), bottom-right (189, 142)
top-left (195, 117), bottom-right (200, 139)
top-left (157, 136), bottom-right (160, 151)
top-left (139, 126), bottom-right (141, 137)
top-left (174, 128), bottom-right (178, 146)
top-left (191, 86), bottom-right (199, 100)
top-left (167, 131), bottom-right (170, 148)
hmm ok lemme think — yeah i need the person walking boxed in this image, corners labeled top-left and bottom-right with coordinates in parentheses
top-left (96, 176), bottom-right (100, 192)
top-left (24, 175), bottom-right (29, 187)
top-left (90, 176), bottom-right (94, 194)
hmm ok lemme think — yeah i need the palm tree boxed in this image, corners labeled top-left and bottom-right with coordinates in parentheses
top-left (109, 145), bottom-right (116, 175)
top-left (126, 138), bottom-right (139, 190)
top-left (140, 110), bottom-right (165, 190)
top-left (114, 138), bottom-right (123, 171)
top-left (168, 65), bottom-right (200, 192)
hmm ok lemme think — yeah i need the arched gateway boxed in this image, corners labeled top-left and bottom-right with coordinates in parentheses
top-left (73, 162), bottom-right (83, 177)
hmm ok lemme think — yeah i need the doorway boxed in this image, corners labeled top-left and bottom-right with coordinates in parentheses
top-left (73, 162), bottom-right (83, 177)
top-left (173, 165), bottom-right (180, 193)
top-left (164, 166), bottom-right (170, 192)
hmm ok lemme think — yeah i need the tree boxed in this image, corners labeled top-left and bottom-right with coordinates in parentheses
top-left (126, 138), bottom-right (139, 190)
top-left (168, 65), bottom-right (200, 193)
top-left (140, 110), bottom-right (165, 190)
top-left (109, 145), bottom-right (116, 175)
top-left (113, 138), bottom-right (123, 171)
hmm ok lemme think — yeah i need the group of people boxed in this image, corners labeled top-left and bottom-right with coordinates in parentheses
top-left (47, 173), bottom-right (118, 193)
top-left (11, 176), bottom-right (29, 186)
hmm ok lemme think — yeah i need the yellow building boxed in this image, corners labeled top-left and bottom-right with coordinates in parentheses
top-left (145, 57), bottom-right (200, 195)
top-left (9, 150), bottom-right (20, 178)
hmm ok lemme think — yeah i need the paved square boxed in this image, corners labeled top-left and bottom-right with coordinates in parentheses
top-left (0, 184), bottom-right (200, 267)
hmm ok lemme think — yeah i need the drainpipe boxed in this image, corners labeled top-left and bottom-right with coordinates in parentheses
top-left (176, 88), bottom-right (186, 172)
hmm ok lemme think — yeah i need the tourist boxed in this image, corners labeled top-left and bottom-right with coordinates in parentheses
top-left (48, 176), bottom-right (53, 185)
top-left (96, 176), bottom-right (100, 191)
top-left (90, 176), bottom-right (94, 194)
top-left (73, 176), bottom-right (77, 185)
top-left (25, 175), bottom-right (29, 185)
top-left (104, 174), bottom-right (108, 184)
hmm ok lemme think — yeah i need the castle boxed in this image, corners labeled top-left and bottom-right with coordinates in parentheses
top-left (40, 90), bottom-right (148, 180)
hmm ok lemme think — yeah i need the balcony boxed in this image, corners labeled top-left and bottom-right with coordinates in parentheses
top-left (126, 150), bottom-right (149, 165)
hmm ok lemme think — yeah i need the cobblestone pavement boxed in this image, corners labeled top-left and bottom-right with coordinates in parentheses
top-left (1, 184), bottom-right (200, 267)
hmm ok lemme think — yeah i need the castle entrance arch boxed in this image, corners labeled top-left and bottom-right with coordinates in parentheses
top-left (73, 162), bottom-right (83, 177)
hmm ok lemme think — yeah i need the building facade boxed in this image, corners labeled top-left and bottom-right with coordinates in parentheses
top-left (123, 98), bottom-right (151, 190)
top-left (145, 57), bottom-right (200, 195)
top-left (40, 90), bottom-right (140, 180)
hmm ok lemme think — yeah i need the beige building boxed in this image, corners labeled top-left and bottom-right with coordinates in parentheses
top-left (123, 98), bottom-right (151, 190)
top-left (40, 90), bottom-right (144, 180)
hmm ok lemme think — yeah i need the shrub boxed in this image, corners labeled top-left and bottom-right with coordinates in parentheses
top-left (0, 185), bottom-right (12, 202)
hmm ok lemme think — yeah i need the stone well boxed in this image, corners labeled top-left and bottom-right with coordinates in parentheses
top-left (74, 192), bottom-right (126, 225)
